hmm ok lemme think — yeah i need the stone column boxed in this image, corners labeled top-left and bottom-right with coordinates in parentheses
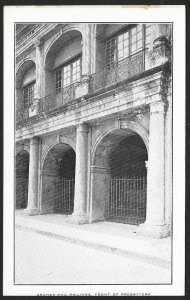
top-left (25, 137), bottom-right (40, 215)
top-left (75, 24), bottom-right (91, 97)
top-left (165, 85), bottom-right (172, 233)
top-left (29, 40), bottom-right (42, 117)
top-left (35, 39), bottom-right (43, 99)
top-left (68, 123), bottom-right (89, 224)
top-left (82, 24), bottom-right (91, 77)
top-left (138, 101), bottom-right (170, 238)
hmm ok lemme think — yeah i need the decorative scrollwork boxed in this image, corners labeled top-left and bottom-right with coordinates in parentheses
top-left (89, 49), bottom-right (145, 92)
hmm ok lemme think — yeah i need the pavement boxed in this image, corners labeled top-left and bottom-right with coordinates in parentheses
top-left (15, 226), bottom-right (171, 284)
top-left (15, 211), bottom-right (171, 269)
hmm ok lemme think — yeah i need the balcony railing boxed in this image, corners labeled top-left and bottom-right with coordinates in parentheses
top-left (39, 83), bottom-right (75, 113)
top-left (16, 83), bottom-right (76, 123)
top-left (16, 50), bottom-right (146, 125)
top-left (89, 49), bottom-right (146, 92)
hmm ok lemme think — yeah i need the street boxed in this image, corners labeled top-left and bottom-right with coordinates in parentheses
top-left (15, 227), bottom-right (171, 284)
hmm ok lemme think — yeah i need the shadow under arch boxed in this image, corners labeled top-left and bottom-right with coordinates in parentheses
top-left (16, 59), bottom-right (36, 88)
top-left (91, 121), bottom-right (149, 166)
top-left (90, 124), bottom-right (148, 225)
top-left (40, 141), bottom-right (76, 215)
top-left (44, 27), bottom-right (84, 69)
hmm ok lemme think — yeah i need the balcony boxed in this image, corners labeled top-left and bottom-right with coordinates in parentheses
top-left (89, 49), bottom-right (146, 92)
top-left (15, 49), bottom-right (149, 125)
top-left (39, 84), bottom-right (75, 113)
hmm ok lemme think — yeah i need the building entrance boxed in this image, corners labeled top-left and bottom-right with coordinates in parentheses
top-left (92, 129), bottom-right (148, 225)
top-left (105, 135), bottom-right (147, 225)
top-left (41, 143), bottom-right (75, 215)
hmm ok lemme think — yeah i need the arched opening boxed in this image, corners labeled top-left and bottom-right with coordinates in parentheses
top-left (41, 143), bottom-right (76, 215)
top-left (43, 30), bottom-right (83, 111)
top-left (92, 129), bottom-right (148, 225)
top-left (16, 60), bottom-right (36, 120)
top-left (15, 150), bottom-right (29, 209)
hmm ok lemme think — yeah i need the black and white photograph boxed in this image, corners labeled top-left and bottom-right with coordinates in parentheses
top-left (3, 5), bottom-right (185, 296)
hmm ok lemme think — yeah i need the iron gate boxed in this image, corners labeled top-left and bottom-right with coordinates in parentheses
top-left (54, 179), bottom-right (75, 214)
top-left (105, 176), bottom-right (147, 225)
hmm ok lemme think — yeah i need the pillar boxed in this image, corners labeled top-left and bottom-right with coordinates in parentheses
top-left (24, 137), bottom-right (40, 215)
top-left (165, 85), bottom-right (172, 234)
top-left (82, 24), bottom-right (91, 77)
top-left (138, 101), bottom-right (170, 238)
top-left (68, 123), bottom-right (89, 224)
top-left (35, 39), bottom-right (43, 99)
top-left (29, 40), bottom-right (42, 117)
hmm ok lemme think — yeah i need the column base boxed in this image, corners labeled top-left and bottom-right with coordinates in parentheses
top-left (137, 222), bottom-right (170, 238)
top-left (23, 208), bottom-right (40, 216)
top-left (67, 213), bottom-right (89, 225)
top-left (89, 217), bottom-right (105, 224)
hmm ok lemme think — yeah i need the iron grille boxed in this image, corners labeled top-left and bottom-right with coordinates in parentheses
top-left (54, 179), bottom-right (75, 214)
top-left (105, 176), bottom-right (147, 225)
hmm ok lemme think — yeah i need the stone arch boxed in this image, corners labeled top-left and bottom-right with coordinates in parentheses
top-left (16, 59), bottom-right (36, 88)
top-left (41, 136), bottom-right (76, 170)
top-left (120, 121), bottom-right (149, 153)
top-left (16, 144), bottom-right (30, 156)
top-left (16, 59), bottom-right (37, 111)
top-left (91, 126), bottom-right (116, 165)
top-left (91, 121), bottom-right (149, 166)
top-left (44, 25), bottom-right (84, 67)
top-left (90, 121), bottom-right (149, 225)
top-left (16, 57), bottom-right (36, 75)
top-left (40, 139), bottom-right (76, 215)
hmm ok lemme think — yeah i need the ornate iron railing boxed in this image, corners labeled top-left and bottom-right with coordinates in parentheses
top-left (39, 83), bottom-right (75, 113)
top-left (89, 49), bottom-right (146, 92)
top-left (16, 50), bottom-right (146, 124)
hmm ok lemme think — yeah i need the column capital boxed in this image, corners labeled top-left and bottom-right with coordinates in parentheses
top-left (149, 101), bottom-right (166, 114)
top-left (30, 136), bottom-right (39, 145)
top-left (76, 122), bottom-right (89, 133)
top-left (34, 38), bottom-right (42, 49)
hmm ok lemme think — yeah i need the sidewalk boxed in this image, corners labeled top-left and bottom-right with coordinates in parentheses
top-left (15, 212), bottom-right (171, 269)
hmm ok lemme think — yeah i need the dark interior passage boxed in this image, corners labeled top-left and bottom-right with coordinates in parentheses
top-left (41, 144), bottom-right (75, 214)
top-left (16, 150), bottom-right (29, 209)
top-left (108, 135), bottom-right (148, 177)
top-left (102, 132), bottom-right (148, 225)
top-left (60, 148), bottom-right (76, 179)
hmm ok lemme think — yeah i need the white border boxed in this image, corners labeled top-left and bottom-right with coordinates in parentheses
top-left (4, 5), bottom-right (185, 296)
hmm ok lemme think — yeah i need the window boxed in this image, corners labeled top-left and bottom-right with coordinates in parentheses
top-left (55, 57), bottom-right (81, 94)
top-left (105, 24), bottom-right (151, 69)
top-left (56, 69), bottom-right (62, 94)
top-left (131, 24), bottom-right (143, 54)
top-left (23, 83), bottom-right (34, 108)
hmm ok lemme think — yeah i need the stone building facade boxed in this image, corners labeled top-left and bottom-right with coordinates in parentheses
top-left (15, 23), bottom-right (172, 238)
